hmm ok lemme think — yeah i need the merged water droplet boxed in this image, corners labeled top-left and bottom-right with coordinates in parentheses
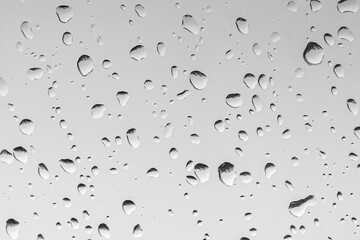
top-left (77, 55), bottom-right (94, 77)
top-left (218, 162), bottom-right (236, 187)
top-left (182, 15), bottom-right (200, 35)
top-left (20, 21), bottom-right (34, 39)
top-left (27, 68), bottom-right (44, 80)
top-left (127, 128), bottom-right (140, 149)
top-left (130, 45), bottom-right (147, 61)
top-left (289, 195), bottom-right (316, 217)
top-left (56, 5), bottom-right (74, 23)
top-left (189, 70), bottom-right (208, 90)
top-left (303, 42), bottom-right (324, 65)
top-left (243, 73), bottom-right (257, 89)
top-left (194, 163), bottom-right (210, 183)
top-left (235, 17), bottom-right (249, 34)
top-left (6, 218), bottom-right (20, 240)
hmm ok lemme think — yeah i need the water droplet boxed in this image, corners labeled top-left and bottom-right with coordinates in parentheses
top-left (289, 195), bottom-right (316, 217)
top-left (27, 68), bottom-right (44, 80)
top-left (157, 42), bottom-right (166, 56)
top-left (337, 0), bottom-right (359, 13)
top-left (337, 26), bottom-right (354, 41)
top-left (6, 218), bottom-right (20, 240)
top-left (238, 130), bottom-right (249, 141)
top-left (56, 5), bottom-right (74, 23)
top-left (38, 163), bottom-right (50, 179)
top-left (218, 162), bottom-right (236, 187)
top-left (146, 168), bottom-right (159, 178)
top-left (226, 93), bottom-right (242, 108)
top-left (189, 70), bottom-right (208, 90)
top-left (251, 95), bottom-right (262, 111)
top-left (287, 0), bottom-right (298, 12)
top-left (182, 15), bottom-right (200, 35)
top-left (164, 122), bottom-right (174, 138)
top-left (133, 224), bottom-right (143, 238)
top-left (98, 223), bottom-right (110, 239)
top-left (13, 146), bottom-right (28, 163)
top-left (122, 200), bottom-right (136, 215)
top-left (169, 147), bottom-right (179, 159)
top-left (333, 64), bottom-right (345, 78)
top-left (264, 162), bottom-right (276, 178)
top-left (59, 159), bottom-right (76, 174)
top-left (243, 73), bottom-right (257, 89)
top-left (62, 32), bottom-right (73, 46)
top-left (91, 104), bottom-right (106, 119)
top-left (127, 128), bottom-right (140, 149)
top-left (0, 149), bottom-right (13, 164)
top-left (239, 172), bottom-right (253, 183)
top-left (130, 45), bottom-right (147, 61)
top-left (20, 21), bottom-right (34, 39)
top-left (194, 163), bottom-right (210, 183)
top-left (310, 0), bottom-right (323, 12)
top-left (102, 59), bottom-right (112, 69)
top-left (134, 4), bottom-right (146, 18)
top-left (214, 120), bottom-right (225, 133)
top-left (303, 42), bottom-right (324, 65)
top-left (0, 77), bottom-right (9, 97)
top-left (77, 55), bottom-right (94, 76)
top-left (19, 119), bottom-right (34, 135)
top-left (282, 129), bottom-right (292, 139)
top-left (116, 91), bottom-right (130, 107)
top-left (235, 17), bottom-right (249, 34)
top-left (347, 99), bottom-right (358, 115)
top-left (354, 126), bottom-right (360, 139)
top-left (324, 33), bottom-right (334, 46)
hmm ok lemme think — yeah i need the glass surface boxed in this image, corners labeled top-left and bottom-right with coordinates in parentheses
top-left (0, 0), bottom-right (360, 239)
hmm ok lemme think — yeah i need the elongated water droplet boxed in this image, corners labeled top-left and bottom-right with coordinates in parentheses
top-left (252, 95), bottom-right (262, 111)
top-left (303, 42), bottom-right (324, 65)
top-left (20, 21), bottom-right (33, 39)
top-left (56, 5), bottom-right (73, 23)
top-left (289, 195), bottom-right (316, 217)
top-left (77, 55), bottom-right (94, 76)
top-left (347, 99), bottom-right (358, 115)
top-left (59, 159), bottom-right (76, 173)
top-left (324, 33), bottom-right (334, 46)
top-left (116, 91), bottom-right (130, 107)
top-left (134, 4), bottom-right (146, 18)
top-left (6, 219), bottom-right (20, 240)
top-left (127, 128), bottom-right (140, 148)
top-left (62, 32), bottom-right (73, 46)
top-left (264, 162), bottom-right (276, 178)
top-left (235, 17), bottom-right (249, 34)
top-left (13, 146), bottom-right (28, 163)
top-left (157, 42), bottom-right (166, 56)
top-left (189, 70), bottom-right (207, 90)
top-left (354, 126), bottom-right (360, 139)
top-left (218, 162), bottom-right (236, 187)
top-left (0, 149), bottom-right (13, 164)
top-left (38, 163), bottom-right (49, 179)
top-left (226, 93), bottom-right (242, 108)
top-left (98, 223), bottom-right (110, 239)
top-left (182, 15), bottom-right (200, 34)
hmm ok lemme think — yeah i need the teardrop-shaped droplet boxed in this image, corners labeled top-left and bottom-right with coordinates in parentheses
top-left (98, 223), bottom-right (110, 239)
top-left (59, 159), bottom-right (76, 174)
top-left (289, 195), bottom-right (317, 217)
top-left (252, 95), bottom-right (262, 111)
top-left (218, 162), bottom-right (236, 187)
top-left (189, 70), bottom-right (207, 90)
top-left (19, 119), bottom-right (34, 135)
top-left (122, 200), bottom-right (136, 215)
top-left (347, 99), bottom-right (358, 115)
top-left (235, 17), bottom-right (249, 34)
top-left (0, 77), bottom-right (9, 97)
top-left (77, 55), bottom-right (94, 76)
top-left (264, 162), bottom-right (276, 178)
top-left (56, 5), bottom-right (74, 23)
top-left (130, 45), bottom-right (147, 61)
top-left (337, 0), bottom-right (359, 13)
top-left (226, 93), bottom-right (242, 108)
top-left (116, 91), bottom-right (130, 107)
top-left (333, 64), bottom-right (345, 78)
top-left (127, 128), bottom-right (140, 149)
top-left (134, 4), bottom-right (146, 18)
top-left (91, 104), bottom-right (106, 119)
top-left (38, 163), bottom-right (50, 179)
top-left (194, 163), bottom-right (210, 183)
top-left (182, 15), bottom-right (200, 35)
top-left (20, 21), bottom-right (34, 39)
top-left (303, 42), bottom-right (324, 65)
top-left (6, 218), bottom-right (20, 240)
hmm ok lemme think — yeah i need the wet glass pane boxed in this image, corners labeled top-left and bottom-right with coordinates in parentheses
top-left (0, 0), bottom-right (360, 239)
